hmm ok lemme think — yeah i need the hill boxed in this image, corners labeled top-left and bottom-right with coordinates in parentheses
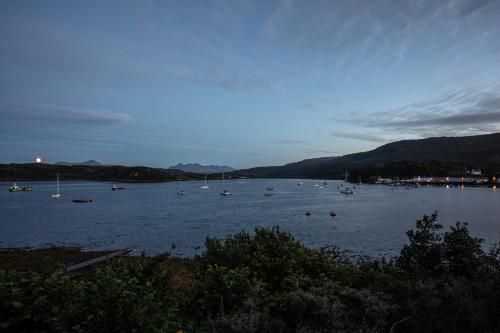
top-left (0, 164), bottom-right (203, 182)
top-left (233, 133), bottom-right (500, 179)
top-left (168, 163), bottom-right (234, 174)
top-left (54, 160), bottom-right (103, 166)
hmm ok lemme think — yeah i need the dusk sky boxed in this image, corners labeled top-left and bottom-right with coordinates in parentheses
top-left (1, 0), bottom-right (500, 168)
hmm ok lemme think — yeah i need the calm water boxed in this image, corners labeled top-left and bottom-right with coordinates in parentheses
top-left (1, 179), bottom-right (499, 258)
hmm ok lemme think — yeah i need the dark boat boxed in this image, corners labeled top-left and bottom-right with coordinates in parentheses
top-left (72, 198), bottom-right (93, 203)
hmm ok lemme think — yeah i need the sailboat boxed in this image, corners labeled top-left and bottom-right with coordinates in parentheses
top-left (314, 178), bottom-right (320, 187)
top-left (52, 173), bottom-right (61, 198)
top-left (200, 175), bottom-right (209, 189)
top-left (340, 170), bottom-right (354, 194)
top-left (177, 175), bottom-right (186, 195)
top-left (220, 172), bottom-right (231, 196)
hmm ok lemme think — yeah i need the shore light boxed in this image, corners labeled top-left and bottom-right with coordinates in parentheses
top-left (35, 156), bottom-right (43, 164)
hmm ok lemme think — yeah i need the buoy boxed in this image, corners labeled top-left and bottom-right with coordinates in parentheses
top-left (305, 211), bottom-right (311, 216)
top-left (329, 211), bottom-right (336, 217)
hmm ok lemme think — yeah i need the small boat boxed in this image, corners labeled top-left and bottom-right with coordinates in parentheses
top-left (52, 173), bottom-right (61, 198)
top-left (329, 211), bottom-right (337, 217)
top-left (305, 211), bottom-right (312, 216)
top-left (220, 172), bottom-right (231, 196)
top-left (9, 183), bottom-right (21, 192)
top-left (340, 187), bottom-right (354, 195)
top-left (9, 183), bottom-right (32, 192)
top-left (200, 175), bottom-right (209, 189)
top-left (72, 198), bottom-right (93, 203)
top-left (297, 182), bottom-right (303, 186)
top-left (111, 184), bottom-right (125, 191)
top-left (265, 186), bottom-right (275, 191)
top-left (318, 185), bottom-right (324, 189)
top-left (177, 175), bottom-right (186, 195)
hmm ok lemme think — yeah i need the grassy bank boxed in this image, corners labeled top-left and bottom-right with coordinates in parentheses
top-left (1, 213), bottom-right (499, 332)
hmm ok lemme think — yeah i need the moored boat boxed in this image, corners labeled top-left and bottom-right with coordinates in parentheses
top-left (111, 184), bottom-right (125, 191)
top-left (52, 173), bottom-right (61, 198)
top-left (9, 183), bottom-right (21, 192)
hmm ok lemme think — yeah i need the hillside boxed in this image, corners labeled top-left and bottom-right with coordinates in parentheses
top-left (234, 133), bottom-right (500, 178)
top-left (168, 163), bottom-right (234, 174)
top-left (0, 164), bottom-right (203, 182)
top-left (54, 160), bottom-right (103, 166)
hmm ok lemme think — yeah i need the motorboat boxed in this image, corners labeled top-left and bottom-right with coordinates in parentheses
top-left (111, 184), bottom-right (125, 191)
top-left (9, 183), bottom-right (31, 192)
top-left (9, 183), bottom-right (21, 192)
top-left (340, 187), bottom-right (354, 195)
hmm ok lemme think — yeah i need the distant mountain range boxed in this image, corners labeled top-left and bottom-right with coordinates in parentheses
top-left (55, 160), bottom-right (103, 166)
top-left (168, 163), bottom-right (234, 174)
top-left (233, 133), bottom-right (500, 178)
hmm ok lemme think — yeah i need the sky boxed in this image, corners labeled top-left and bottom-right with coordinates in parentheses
top-left (1, 0), bottom-right (500, 169)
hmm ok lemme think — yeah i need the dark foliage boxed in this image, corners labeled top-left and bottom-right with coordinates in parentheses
top-left (1, 215), bottom-right (500, 332)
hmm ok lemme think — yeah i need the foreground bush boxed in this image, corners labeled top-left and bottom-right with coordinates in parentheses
top-left (0, 256), bottom-right (180, 332)
top-left (1, 214), bottom-right (500, 332)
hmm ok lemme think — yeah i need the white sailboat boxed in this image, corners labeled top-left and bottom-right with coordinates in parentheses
top-left (52, 173), bottom-right (61, 198)
top-left (340, 170), bottom-right (354, 194)
top-left (200, 174), bottom-right (209, 189)
top-left (177, 175), bottom-right (186, 195)
top-left (220, 172), bottom-right (231, 196)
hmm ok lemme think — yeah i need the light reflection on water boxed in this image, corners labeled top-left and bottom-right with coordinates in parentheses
top-left (1, 179), bottom-right (499, 258)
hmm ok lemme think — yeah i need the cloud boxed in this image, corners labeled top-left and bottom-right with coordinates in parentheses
top-left (260, 0), bottom-right (500, 78)
top-left (162, 63), bottom-right (274, 90)
top-left (299, 103), bottom-right (315, 109)
top-left (457, 0), bottom-right (496, 16)
top-left (338, 81), bottom-right (500, 137)
top-left (0, 104), bottom-right (132, 125)
top-left (331, 132), bottom-right (388, 143)
top-left (305, 148), bottom-right (338, 155)
top-left (274, 139), bottom-right (307, 145)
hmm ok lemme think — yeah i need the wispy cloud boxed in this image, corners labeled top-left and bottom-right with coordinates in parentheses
top-left (260, 0), bottom-right (500, 79)
top-left (274, 139), bottom-right (307, 145)
top-left (162, 63), bottom-right (274, 90)
top-left (0, 104), bottom-right (132, 125)
top-left (337, 81), bottom-right (500, 137)
top-left (331, 132), bottom-right (388, 143)
top-left (305, 148), bottom-right (338, 155)
top-left (298, 103), bottom-right (315, 109)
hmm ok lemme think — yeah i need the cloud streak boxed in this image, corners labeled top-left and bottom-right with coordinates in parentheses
top-left (274, 139), bottom-right (307, 145)
top-left (0, 104), bottom-right (132, 125)
top-left (331, 132), bottom-right (388, 143)
top-left (162, 63), bottom-right (274, 90)
top-left (338, 81), bottom-right (500, 137)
